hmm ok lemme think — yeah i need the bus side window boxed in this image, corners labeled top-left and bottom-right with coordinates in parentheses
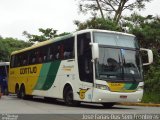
top-left (22, 53), bottom-right (28, 66)
top-left (64, 37), bottom-right (74, 59)
top-left (17, 55), bottom-right (21, 67)
top-left (77, 33), bottom-right (93, 83)
top-left (48, 45), bottom-right (55, 61)
top-left (10, 55), bottom-right (15, 68)
top-left (60, 44), bottom-right (64, 60)
top-left (29, 50), bottom-right (36, 65)
top-left (55, 42), bottom-right (64, 60)
top-left (55, 44), bottom-right (60, 60)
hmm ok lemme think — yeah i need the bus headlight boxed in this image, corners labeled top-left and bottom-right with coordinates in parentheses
top-left (95, 84), bottom-right (109, 90)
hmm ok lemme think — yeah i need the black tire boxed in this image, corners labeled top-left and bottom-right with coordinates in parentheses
top-left (19, 86), bottom-right (26, 99)
top-left (64, 89), bottom-right (74, 106)
top-left (19, 86), bottom-right (33, 100)
top-left (4, 88), bottom-right (9, 95)
top-left (64, 88), bottom-right (80, 106)
top-left (15, 85), bottom-right (20, 98)
top-left (102, 102), bottom-right (115, 108)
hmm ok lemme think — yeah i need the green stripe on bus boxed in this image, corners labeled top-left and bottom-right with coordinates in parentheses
top-left (124, 83), bottom-right (133, 90)
top-left (34, 63), bottom-right (51, 90)
top-left (128, 83), bottom-right (138, 90)
top-left (34, 61), bottom-right (61, 90)
top-left (42, 60), bottom-right (61, 90)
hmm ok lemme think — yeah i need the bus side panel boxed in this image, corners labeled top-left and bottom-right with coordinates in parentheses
top-left (32, 60), bottom-right (81, 100)
top-left (59, 60), bottom-right (93, 102)
top-left (58, 60), bottom-right (80, 99)
top-left (32, 61), bottom-right (62, 98)
top-left (8, 67), bottom-right (20, 93)
top-left (8, 64), bottom-right (43, 95)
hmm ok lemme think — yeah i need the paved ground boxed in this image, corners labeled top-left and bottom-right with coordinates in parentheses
top-left (0, 95), bottom-right (160, 120)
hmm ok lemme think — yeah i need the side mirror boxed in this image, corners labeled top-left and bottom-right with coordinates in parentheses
top-left (90, 43), bottom-right (99, 60)
top-left (140, 48), bottom-right (153, 66)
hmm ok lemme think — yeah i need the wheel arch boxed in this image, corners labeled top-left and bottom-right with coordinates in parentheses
top-left (63, 83), bottom-right (73, 99)
top-left (20, 83), bottom-right (25, 89)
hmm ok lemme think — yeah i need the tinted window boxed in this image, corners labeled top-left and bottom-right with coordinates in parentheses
top-left (0, 66), bottom-right (7, 76)
top-left (10, 37), bottom-right (74, 68)
top-left (49, 37), bottom-right (74, 60)
top-left (77, 33), bottom-right (93, 83)
top-left (94, 32), bottom-right (139, 48)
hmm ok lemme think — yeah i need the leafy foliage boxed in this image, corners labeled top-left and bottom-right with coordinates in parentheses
top-left (23, 28), bottom-right (70, 42)
top-left (74, 17), bottom-right (122, 31)
top-left (23, 28), bottom-right (57, 42)
top-left (123, 13), bottom-right (160, 49)
top-left (0, 37), bottom-right (32, 61)
top-left (142, 49), bottom-right (160, 103)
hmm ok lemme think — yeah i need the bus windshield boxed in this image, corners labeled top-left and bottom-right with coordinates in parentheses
top-left (94, 32), bottom-right (143, 82)
top-left (93, 32), bottom-right (139, 48)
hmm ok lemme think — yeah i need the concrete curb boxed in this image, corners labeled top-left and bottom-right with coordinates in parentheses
top-left (117, 102), bottom-right (160, 107)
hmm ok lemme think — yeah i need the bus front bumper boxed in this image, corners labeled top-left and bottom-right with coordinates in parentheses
top-left (92, 89), bottom-right (143, 103)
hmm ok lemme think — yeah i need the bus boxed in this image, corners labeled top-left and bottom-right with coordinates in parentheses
top-left (8, 29), bottom-right (153, 107)
top-left (0, 62), bottom-right (9, 95)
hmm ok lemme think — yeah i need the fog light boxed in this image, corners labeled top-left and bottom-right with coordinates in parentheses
top-left (99, 99), bottom-right (102, 101)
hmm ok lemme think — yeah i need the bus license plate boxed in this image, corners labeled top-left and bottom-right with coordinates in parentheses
top-left (120, 95), bottom-right (127, 99)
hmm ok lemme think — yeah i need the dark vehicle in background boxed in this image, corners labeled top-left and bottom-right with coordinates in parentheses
top-left (0, 62), bottom-right (9, 95)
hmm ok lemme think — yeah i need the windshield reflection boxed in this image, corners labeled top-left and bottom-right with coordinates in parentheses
top-left (96, 47), bottom-right (143, 81)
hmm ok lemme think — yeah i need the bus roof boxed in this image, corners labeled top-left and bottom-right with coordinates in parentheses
top-left (0, 62), bottom-right (10, 66)
top-left (11, 33), bottom-right (74, 55)
top-left (74, 29), bottom-right (135, 37)
top-left (11, 29), bottom-right (135, 55)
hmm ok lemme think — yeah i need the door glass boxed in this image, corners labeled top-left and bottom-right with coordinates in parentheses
top-left (77, 33), bottom-right (93, 83)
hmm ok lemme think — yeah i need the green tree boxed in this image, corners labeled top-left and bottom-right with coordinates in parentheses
top-left (23, 28), bottom-right (70, 42)
top-left (78, 0), bottom-right (152, 24)
top-left (123, 13), bottom-right (160, 49)
top-left (0, 35), bottom-right (3, 39)
top-left (74, 17), bottom-right (122, 31)
top-left (0, 38), bottom-right (32, 61)
top-left (23, 28), bottom-right (57, 42)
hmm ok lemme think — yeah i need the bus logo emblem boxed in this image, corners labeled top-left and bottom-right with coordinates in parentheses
top-left (77, 88), bottom-right (89, 99)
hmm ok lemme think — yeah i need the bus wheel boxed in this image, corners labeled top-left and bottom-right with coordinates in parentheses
top-left (19, 86), bottom-right (26, 99)
top-left (102, 103), bottom-right (115, 108)
top-left (64, 89), bottom-right (74, 106)
top-left (15, 85), bottom-right (20, 98)
top-left (64, 88), bottom-right (80, 106)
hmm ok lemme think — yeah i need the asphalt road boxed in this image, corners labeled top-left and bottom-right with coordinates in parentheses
top-left (0, 95), bottom-right (160, 120)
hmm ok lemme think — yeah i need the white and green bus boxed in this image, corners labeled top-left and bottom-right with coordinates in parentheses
top-left (8, 29), bottom-right (153, 107)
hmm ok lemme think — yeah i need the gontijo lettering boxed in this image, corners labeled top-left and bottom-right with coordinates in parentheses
top-left (20, 66), bottom-right (37, 74)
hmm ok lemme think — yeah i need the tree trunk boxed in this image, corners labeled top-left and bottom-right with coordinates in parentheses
top-left (114, 0), bottom-right (127, 24)
top-left (96, 0), bottom-right (105, 20)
